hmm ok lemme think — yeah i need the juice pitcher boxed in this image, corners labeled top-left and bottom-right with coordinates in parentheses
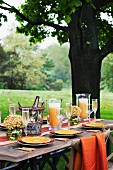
top-left (47, 99), bottom-right (61, 130)
top-left (76, 93), bottom-right (91, 119)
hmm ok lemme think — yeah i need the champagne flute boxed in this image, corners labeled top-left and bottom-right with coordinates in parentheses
top-left (86, 104), bottom-right (93, 122)
top-left (57, 108), bottom-right (65, 129)
top-left (92, 99), bottom-right (98, 120)
top-left (22, 108), bottom-right (29, 136)
top-left (66, 103), bottom-right (72, 129)
top-left (9, 104), bottom-right (16, 116)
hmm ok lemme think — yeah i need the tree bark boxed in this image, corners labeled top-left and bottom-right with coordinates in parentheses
top-left (68, 3), bottom-right (101, 118)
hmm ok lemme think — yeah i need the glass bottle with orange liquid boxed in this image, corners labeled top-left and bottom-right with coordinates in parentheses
top-left (47, 99), bottom-right (61, 130)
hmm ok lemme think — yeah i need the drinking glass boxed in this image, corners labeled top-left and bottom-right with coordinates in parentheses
top-left (22, 108), bottom-right (30, 136)
top-left (86, 104), bottom-right (93, 122)
top-left (66, 103), bottom-right (72, 129)
top-left (9, 104), bottom-right (16, 116)
top-left (92, 99), bottom-right (98, 120)
top-left (57, 108), bottom-right (66, 129)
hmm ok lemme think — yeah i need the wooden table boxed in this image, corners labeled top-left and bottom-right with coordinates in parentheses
top-left (0, 119), bottom-right (113, 170)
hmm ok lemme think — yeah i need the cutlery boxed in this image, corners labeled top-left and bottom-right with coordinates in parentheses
top-left (54, 138), bottom-right (69, 141)
top-left (86, 130), bottom-right (100, 133)
top-left (16, 147), bottom-right (36, 152)
top-left (40, 132), bottom-right (50, 136)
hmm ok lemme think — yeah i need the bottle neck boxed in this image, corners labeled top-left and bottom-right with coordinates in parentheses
top-left (32, 96), bottom-right (39, 108)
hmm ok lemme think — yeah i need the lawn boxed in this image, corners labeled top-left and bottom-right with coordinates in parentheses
top-left (0, 89), bottom-right (113, 121)
top-left (0, 89), bottom-right (72, 121)
top-left (100, 90), bottom-right (113, 119)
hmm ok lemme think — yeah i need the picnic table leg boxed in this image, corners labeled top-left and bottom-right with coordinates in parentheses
top-left (31, 158), bottom-right (38, 170)
top-left (106, 137), bottom-right (111, 156)
top-left (0, 160), bottom-right (5, 169)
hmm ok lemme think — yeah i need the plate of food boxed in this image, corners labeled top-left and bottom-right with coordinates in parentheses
top-left (50, 129), bottom-right (83, 137)
top-left (17, 136), bottom-right (54, 147)
top-left (82, 122), bottom-right (106, 129)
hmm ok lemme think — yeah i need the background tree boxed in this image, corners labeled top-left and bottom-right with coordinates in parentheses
top-left (44, 44), bottom-right (71, 87)
top-left (0, 0), bottom-right (113, 117)
top-left (1, 29), bottom-right (69, 90)
top-left (101, 54), bottom-right (113, 92)
top-left (1, 30), bottom-right (45, 89)
top-left (0, 43), bottom-right (8, 88)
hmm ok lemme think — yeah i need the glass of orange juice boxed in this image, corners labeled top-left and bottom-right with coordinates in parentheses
top-left (47, 99), bottom-right (61, 130)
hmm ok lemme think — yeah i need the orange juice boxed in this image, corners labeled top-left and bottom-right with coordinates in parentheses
top-left (49, 107), bottom-right (60, 126)
top-left (78, 99), bottom-right (88, 118)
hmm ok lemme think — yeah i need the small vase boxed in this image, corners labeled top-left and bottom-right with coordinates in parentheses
top-left (7, 128), bottom-right (22, 140)
top-left (69, 117), bottom-right (80, 126)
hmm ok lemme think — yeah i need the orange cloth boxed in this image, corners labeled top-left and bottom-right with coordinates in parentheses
top-left (81, 136), bottom-right (96, 170)
top-left (94, 133), bottom-right (108, 170)
top-left (74, 152), bottom-right (82, 170)
top-left (79, 133), bottom-right (108, 170)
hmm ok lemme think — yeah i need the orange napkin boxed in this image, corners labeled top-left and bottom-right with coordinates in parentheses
top-left (78, 133), bottom-right (108, 170)
top-left (93, 133), bottom-right (108, 170)
top-left (74, 152), bottom-right (82, 170)
top-left (80, 136), bottom-right (96, 170)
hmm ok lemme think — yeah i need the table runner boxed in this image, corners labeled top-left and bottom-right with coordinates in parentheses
top-left (0, 119), bottom-right (94, 145)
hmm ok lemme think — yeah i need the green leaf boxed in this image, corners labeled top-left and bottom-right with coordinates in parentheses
top-left (64, 15), bottom-right (71, 23)
top-left (75, 0), bottom-right (82, 7)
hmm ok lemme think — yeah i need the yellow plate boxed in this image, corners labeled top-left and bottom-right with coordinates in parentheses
top-left (21, 136), bottom-right (51, 144)
top-left (53, 129), bottom-right (82, 135)
top-left (85, 122), bottom-right (105, 127)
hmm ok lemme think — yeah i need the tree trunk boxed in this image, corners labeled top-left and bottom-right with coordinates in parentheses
top-left (68, 3), bottom-right (101, 118)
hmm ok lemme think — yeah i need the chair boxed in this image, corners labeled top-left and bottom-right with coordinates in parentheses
top-left (68, 129), bottom-right (111, 170)
top-left (107, 133), bottom-right (113, 170)
top-left (103, 124), bottom-right (113, 169)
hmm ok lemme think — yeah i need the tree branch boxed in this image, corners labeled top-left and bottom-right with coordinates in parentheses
top-left (0, 5), bottom-right (68, 33)
top-left (93, 0), bottom-right (113, 8)
top-left (99, 9), bottom-right (113, 16)
top-left (100, 38), bottom-right (113, 60)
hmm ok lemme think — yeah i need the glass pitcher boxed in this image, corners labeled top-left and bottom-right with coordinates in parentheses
top-left (76, 93), bottom-right (91, 120)
top-left (47, 99), bottom-right (61, 130)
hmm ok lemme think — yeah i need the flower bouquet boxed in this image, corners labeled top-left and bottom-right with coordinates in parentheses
top-left (2, 115), bottom-right (23, 140)
top-left (70, 106), bottom-right (81, 125)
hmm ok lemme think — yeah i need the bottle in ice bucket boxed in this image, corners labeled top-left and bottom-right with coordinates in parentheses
top-left (76, 93), bottom-right (91, 120)
top-left (47, 99), bottom-right (61, 130)
top-left (32, 96), bottom-right (40, 108)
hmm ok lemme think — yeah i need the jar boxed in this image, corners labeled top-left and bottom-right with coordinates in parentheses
top-left (47, 99), bottom-right (61, 130)
top-left (76, 93), bottom-right (91, 119)
top-left (7, 128), bottom-right (22, 140)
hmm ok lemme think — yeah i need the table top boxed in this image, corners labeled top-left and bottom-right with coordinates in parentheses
top-left (0, 119), bottom-right (113, 163)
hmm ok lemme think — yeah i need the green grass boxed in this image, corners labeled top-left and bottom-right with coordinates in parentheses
top-left (0, 88), bottom-right (113, 121)
top-left (0, 89), bottom-right (72, 121)
top-left (100, 90), bottom-right (113, 119)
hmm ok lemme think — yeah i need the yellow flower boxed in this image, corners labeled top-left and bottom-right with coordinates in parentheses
top-left (71, 105), bottom-right (81, 117)
top-left (2, 115), bottom-right (23, 130)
